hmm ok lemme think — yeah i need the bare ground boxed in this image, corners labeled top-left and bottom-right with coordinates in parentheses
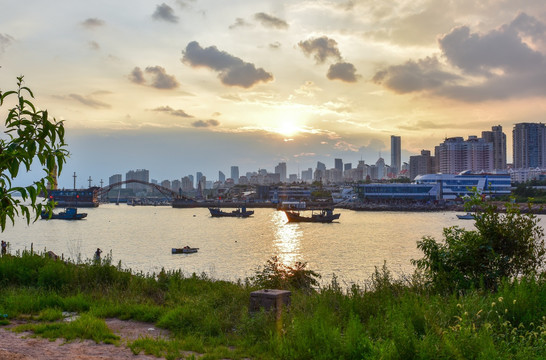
top-left (0, 318), bottom-right (174, 360)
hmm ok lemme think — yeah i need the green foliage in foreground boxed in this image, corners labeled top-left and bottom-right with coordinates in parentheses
top-left (1, 252), bottom-right (546, 359)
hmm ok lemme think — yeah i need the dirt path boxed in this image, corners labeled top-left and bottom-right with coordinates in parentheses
top-left (0, 319), bottom-right (171, 360)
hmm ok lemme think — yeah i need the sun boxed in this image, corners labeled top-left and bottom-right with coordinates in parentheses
top-left (275, 121), bottom-right (300, 137)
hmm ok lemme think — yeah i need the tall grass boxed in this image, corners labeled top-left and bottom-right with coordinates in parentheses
top-left (1, 251), bottom-right (545, 359)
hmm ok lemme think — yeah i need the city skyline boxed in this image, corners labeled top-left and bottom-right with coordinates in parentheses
top-left (2, 1), bottom-right (546, 188)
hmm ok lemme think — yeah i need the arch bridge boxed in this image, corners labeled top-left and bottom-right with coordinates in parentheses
top-left (97, 179), bottom-right (194, 201)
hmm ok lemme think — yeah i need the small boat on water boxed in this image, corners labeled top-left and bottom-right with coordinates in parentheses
top-left (456, 212), bottom-right (475, 220)
top-left (172, 246), bottom-right (199, 254)
top-left (208, 206), bottom-right (254, 218)
top-left (284, 208), bottom-right (340, 223)
top-left (41, 207), bottom-right (87, 220)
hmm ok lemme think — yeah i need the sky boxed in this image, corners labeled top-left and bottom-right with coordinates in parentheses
top-left (1, 0), bottom-right (546, 188)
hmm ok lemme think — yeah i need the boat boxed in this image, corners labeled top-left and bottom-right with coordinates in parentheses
top-left (456, 212), bottom-right (475, 220)
top-left (172, 246), bottom-right (199, 254)
top-left (284, 208), bottom-right (340, 223)
top-left (208, 206), bottom-right (254, 218)
top-left (41, 207), bottom-right (88, 220)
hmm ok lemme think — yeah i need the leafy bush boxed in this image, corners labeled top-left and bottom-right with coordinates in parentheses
top-left (250, 256), bottom-right (321, 291)
top-left (413, 198), bottom-right (546, 292)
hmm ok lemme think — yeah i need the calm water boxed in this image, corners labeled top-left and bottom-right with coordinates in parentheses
top-left (2, 205), bottom-right (489, 284)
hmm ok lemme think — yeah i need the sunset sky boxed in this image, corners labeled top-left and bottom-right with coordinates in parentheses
top-left (1, 0), bottom-right (546, 188)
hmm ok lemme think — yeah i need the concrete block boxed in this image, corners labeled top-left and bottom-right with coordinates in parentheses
top-left (249, 289), bottom-right (291, 315)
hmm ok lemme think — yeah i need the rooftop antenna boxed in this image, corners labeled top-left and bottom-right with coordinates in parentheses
top-left (73, 172), bottom-right (77, 190)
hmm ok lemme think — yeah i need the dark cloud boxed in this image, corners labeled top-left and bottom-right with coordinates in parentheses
top-left (151, 106), bottom-right (193, 118)
top-left (181, 41), bottom-right (273, 88)
top-left (152, 3), bottom-right (179, 23)
top-left (229, 18), bottom-right (252, 29)
top-left (0, 33), bottom-right (13, 54)
top-left (254, 12), bottom-right (288, 29)
top-left (68, 94), bottom-right (111, 109)
top-left (373, 13), bottom-right (546, 102)
top-left (372, 57), bottom-right (460, 94)
top-left (128, 66), bottom-right (180, 89)
top-left (298, 36), bottom-right (342, 64)
top-left (128, 67), bottom-right (146, 84)
top-left (192, 119), bottom-right (220, 127)
top-left (439, 22), bottom-right (545, 76)
top-left (327, 62), bottom-right (358, 82)
top-left (81, 18), bottom-right (105, 28)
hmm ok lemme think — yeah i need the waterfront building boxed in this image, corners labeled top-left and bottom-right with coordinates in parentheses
top-left (508, 167), bottom-right (546, 183)
top-left (181, 176), bottom-right (193, 191)
top-left (513, 123), bottom-right (546, 169)
top-left (409, 150), bottom-right (435, 180)
top-left (482, 125), bottom-right (507, 170)
top-left (270, 187), bottom-right (312, 203)
top-left (231, 166), bottom-right (239, 184)
top-left (126, 169), bottom-right (149, 192)
top-left (435, 136), bottom-right (493, 174)
top-left (171, 179), bottom-right (181, 192)
top-left (218, 171), bottom-right (226, 183)
top-left (391, 135), bottom-right (401, 175)
top-left (161, 180), bottom-right (171, 189)
top-left (414, 172), bottom-right (511, 199)
top-left (275, 162), bottom-right (287, 183)
top-left (355, 183), bottom-right (439, 201)
top-left (109, 174), bottom-right (122, 187)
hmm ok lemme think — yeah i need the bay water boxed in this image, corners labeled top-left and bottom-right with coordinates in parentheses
top-left (2, 205), bottom-right (491, 285)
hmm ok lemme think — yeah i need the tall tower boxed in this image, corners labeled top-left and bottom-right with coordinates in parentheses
top-left (230, 166), bottom-right (239, 184)
top-left (482, 125), bottom-right (507, 170)
top-left (513, 123), bottom-right (546, 169)
top-left (391, 135), bottom-right (401, 175)
top-left (334, 158), bottom-right (343, 171)
top-left (274, 162), bottom-right (287, 183)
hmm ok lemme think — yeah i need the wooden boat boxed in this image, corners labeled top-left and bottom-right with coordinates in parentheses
top-left (41, 207), bottom-right (87, 220)
top-left (208, 206), bottom-right (254, 218)
top-left (172, 246), bottom-right (199, 254)
top-left (284, 208), bottom-right (340, 223)
top-left (456, 212), bottom-right (474, 220)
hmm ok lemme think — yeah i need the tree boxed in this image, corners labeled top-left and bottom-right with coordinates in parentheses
top-left (0, 76), bottom-right (69, 230)
top-left (412, 196), bottom-right (546, 292)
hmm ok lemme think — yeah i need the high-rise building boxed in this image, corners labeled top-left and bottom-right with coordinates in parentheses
top-left (301, 168), bottom-right (313, 182)
top-left (334, 158), bottom-right (343, 172)
top-left (435, 136), bottom-right (493, 174)
top-left (513, 123), bottom-right (546, 169)
top-left (109, 174), bottom-right (122, 186)
top-left (482, 125), bottom-right (507, 170)
top-left (196, 172), bottom-right (203, 188)
top-left (171, 179), bottom-right (181, 192)
top-left (391, 135), bottom-right (401, 175)
top-left (181, 176), bottom-right (193, 191)
top-left (409, 150), bottom-right (435, 180)
top-left (344, 163), bottom-right (352, 171)
top-left (230, 166), bottom-right (239, 184)
top-left (375, 157), bottom-right (385, 180)
top-left (274, 162), bottom-right (287, 183)
top-left (218, 171), bottom-right (225, 183)
top-left (126, 169), bottom-right (149, 192)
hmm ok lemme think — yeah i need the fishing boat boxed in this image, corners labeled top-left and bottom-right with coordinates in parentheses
top-left (284, 208), bottom-right (340, 223)
top-left (456, 212), bottom-right (475, 220)
top-left (172, 246), bottom-right (199, 254)
top-left (208, 206), bottom-right (254, 218)
top-left (41, 207), bottom-right (87, 220)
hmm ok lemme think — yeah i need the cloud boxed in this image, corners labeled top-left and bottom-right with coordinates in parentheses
top-left (89, 41), bottom-right (100, 50)
top-left (269, 41), bottom-right (281, 49)
top-left (128, 66), bottom-right (180, 89)
top-left (192, 119), bottom-right (220, 127)
top-left (68, 94), bottom-right (111, 109)
top-left (0, 33), bottom-right (14, 54)
top-left (373, 13), bottom-right (546, 102)
top-left (152, 3), bottom-right (179, 23)
top-left (151, 106), bottom-right (193, 118)
top-left (181, 41), bottom-right (273, 88)
top-left (298, 36), bottom-right (342, 64)
top-left (327, 62), bottom-right (358, 82)
top-left (81, 18), bottom-right (105, 29)
top-left (254, 12), bottom-right (289, 29)
top-left (372, 57), bottom-right (460, 94)
top-left (229, 18), bottom-right (252, 29)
